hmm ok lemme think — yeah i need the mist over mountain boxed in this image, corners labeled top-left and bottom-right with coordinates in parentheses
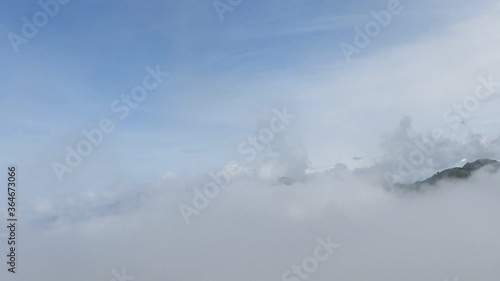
top-left (395, 158), bottom-right (500, 190)
top-left (416, 158), bottom-right (500, 185)
top-left (15, 119), bottom-right (500, 281)
top-left (3, 0), bottom-right (500, 280)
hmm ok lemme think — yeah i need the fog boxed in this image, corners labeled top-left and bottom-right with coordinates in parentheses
top-left (3, 0), bottom-right (500, 280)
top-left (8, 122), bottom-right (500, 281)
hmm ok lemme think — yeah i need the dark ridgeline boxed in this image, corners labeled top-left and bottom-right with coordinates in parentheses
top-left (396, 159), bottom-right (500, 190)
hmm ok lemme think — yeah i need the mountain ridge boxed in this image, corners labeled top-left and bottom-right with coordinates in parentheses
top-left (397, 158), bottom-right (500, 190)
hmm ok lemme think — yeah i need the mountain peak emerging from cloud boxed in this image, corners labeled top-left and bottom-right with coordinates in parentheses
top-left (400, 159), bottom-right (500, 189)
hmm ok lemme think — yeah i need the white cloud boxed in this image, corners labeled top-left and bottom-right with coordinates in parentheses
top-left (12, 156), bottom-right (500, 281)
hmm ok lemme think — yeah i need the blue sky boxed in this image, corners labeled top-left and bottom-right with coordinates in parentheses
top-left (3, 2), bottom-right (500, 280)
top-left (1, 0), bottom-right (500, 198)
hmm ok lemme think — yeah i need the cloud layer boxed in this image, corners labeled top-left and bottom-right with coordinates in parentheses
top-left (6, 122), bottom-right (500, 281)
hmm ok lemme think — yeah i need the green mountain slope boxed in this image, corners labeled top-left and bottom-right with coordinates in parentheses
top-left (397, 159), bottom-right (500, 190)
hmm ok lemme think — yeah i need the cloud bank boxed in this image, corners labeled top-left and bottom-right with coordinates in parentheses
top-left (6, 119), bottom-right (500, 281)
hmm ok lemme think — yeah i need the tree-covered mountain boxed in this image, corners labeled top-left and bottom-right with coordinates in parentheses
top-left (398, 159), bottom-right (500, 190)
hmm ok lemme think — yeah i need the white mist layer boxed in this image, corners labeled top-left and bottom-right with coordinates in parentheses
top-left (8, 117), bottom-right (500, 281)
top-left (9, 164), bottom-right (500, 281)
